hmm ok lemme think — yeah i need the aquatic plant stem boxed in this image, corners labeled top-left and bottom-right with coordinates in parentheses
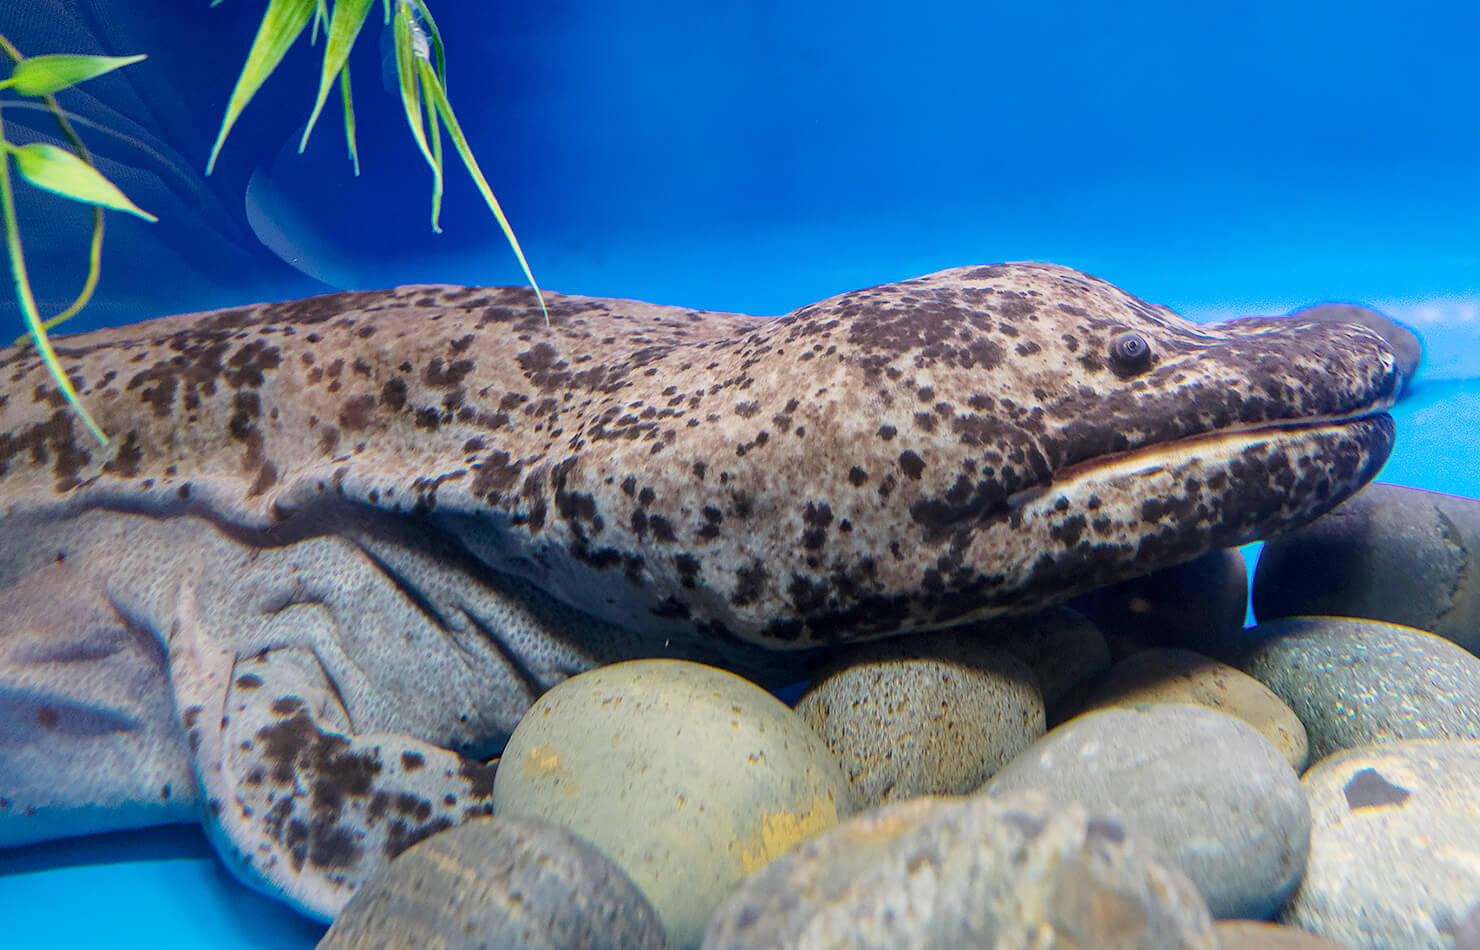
top-left (0, 113), bottom-right (107, 444)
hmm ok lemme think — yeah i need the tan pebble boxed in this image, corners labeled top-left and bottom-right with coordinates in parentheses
top-left (1214, 919), bottom-right (1358, 949)
top-left (794, 630), bottom-right (1045, 808)
top-left (1073, 647), bottom-right (1309, 770)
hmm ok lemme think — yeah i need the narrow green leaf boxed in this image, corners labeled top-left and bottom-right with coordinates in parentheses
top-left (420, 64), bottom-right (547, 321)
top-left (300, 0), bottom-right (374, 153)
top-left (310, 0), bottom-right (329, 45)
top-left (5, 53), bottom-right (146, 97)
top-left (339, 62), bottom-right (359, 175)
top-left (0, 130), bottom-right (108, 443)
top-left (206, 0), bottom-right (316, 174)
top-left (417, 62), bottom-right (444, 231)
top-left (393, 1), bottom-right (441, 230)
top-left (9, 143), bottom-right (157, 221)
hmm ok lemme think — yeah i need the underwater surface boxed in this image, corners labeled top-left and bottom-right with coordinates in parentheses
top-left (1, 0), bottom-right (1479, 947)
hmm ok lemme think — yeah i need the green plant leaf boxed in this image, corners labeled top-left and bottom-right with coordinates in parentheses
top-left (3, 53), bottom-right (146, 97)
top-left (339, 60), bottom-right (359, 174)
top-left (393, 1), bottom-right (441, 229)
top-left (9, 143), bottom-right (157, 221)
top-left (417, 60), bottom-right (444, 230)
top-left (206, 0), bottom-right (316, 174)
top-left (0, 125), bottom-right (109, 443)
top-left (300, 0), bottom-right (375, 154)
top-left (419, 60), bottom-right (547, 321)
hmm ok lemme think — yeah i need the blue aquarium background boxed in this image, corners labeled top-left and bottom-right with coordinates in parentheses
top-left (2, 1), bottom-right (1478, 946)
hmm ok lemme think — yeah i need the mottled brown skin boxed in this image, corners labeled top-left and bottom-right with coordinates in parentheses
top-left (0, 263), bottom-right (1399, 920)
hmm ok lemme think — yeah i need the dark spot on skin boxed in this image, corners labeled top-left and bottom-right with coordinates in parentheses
top-left (272, 697), bottom-right (305, 716)
top-left (471, 450), bottom-right (523, 498)
top-left (732, 561), bottom-right (769, 607)
top-left (401, 752), bottom-right (425, 773)
top-left (37, 707), bottom-right (58, 729)
top-left (381, 378), bottom-right (407, 410)
top-left (878, 425), bottom-right (897, 441)
top-left (848, 466), bottom-right (868, 486)
top-left (424, 359), bottom-right (474, 388)
top-left (101, 431), bottom-right (143, 478)
top-left (459, 758), bottom-right (497, 799)
top-left (338, 395), bottom-right (376, 430)
top-left (1344, 768), bottom-right (1411, 810)
top-left (384, 818), bottom-right (454, 859)
top-left (235, 674), bottom-right (263, 690)
top-left (898, 450), bottom-right (926, 479)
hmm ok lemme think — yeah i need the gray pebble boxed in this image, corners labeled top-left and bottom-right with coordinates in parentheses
top-left (1283, 740), bottom-right (1480, 949)
top-left (1253, 483), bottom-right (1480, 653)
top-left (318, 817), bottom-right (668, 950)
top-left (982, 704), bottom-right (1309, 920)
top-left (1069, 648), bottom-right (1309, 770)
top-left (1070, 548), bottom-right (1249, 661)
top-left (794, 630), bottom-right (1045, 807)
top-left (1238, 616), bottom-right (1480, 763)
top-left (701, 789), bottom-right (1217, 950)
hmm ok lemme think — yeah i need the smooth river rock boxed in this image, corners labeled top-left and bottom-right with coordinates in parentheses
top-left (318, 817), bottom-right (668, 950)
top-left (701, 789), bottom-right (1217, 949)
top-left (981, 704), bottom-right (1309, 919)
top-left (1238, 616), bottom-right (1480, 763)
top-left (1070, 548), bottom-right (1249, 660)
top-left (1253, 483), bottom-right (1480, 652)
top-left (1283, 740), bottom-right (1480, 949)
top-left (491, 659), bottom-right (854, 949)
top-left (1069, 647), bottom-right (1309, 770)
top-left (1214, 919), bottom-right (1357, 950)
top-left (794, 630), bottom-right (1045, 807)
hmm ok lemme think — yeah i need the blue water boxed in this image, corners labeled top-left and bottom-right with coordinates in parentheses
top-left (2, 1), bottom-right (1478, 946)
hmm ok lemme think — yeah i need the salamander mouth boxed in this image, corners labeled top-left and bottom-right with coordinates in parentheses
top-left (1008, 404), bottom-right (1396, 511)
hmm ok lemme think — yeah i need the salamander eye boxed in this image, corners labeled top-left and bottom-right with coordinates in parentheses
top-left (1109, 331), bottom-right (1153, 375)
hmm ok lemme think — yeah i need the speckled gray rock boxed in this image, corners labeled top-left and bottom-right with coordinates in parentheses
top-left (1237, 616), bottom-right (1480, 763)
top-left (317, 816), bottom-right (669, 950)
top-left (701, 789), bottom-right (1217, 950)
top-left (794, 630), bottom-right (1044, 807)
top-left (492, 660), bottom-right (854, 950)
top-left (1283, 740), bottom-right (1480, 949)
top-left (1070, 548), bottom-right (1249, 660)
top-left (1069, 648), bottom-right (1309, 770)
top-left (1253, 483), bottom-right (1480, 652)
top-left (1282, 303), bottom-right (1423, 397)
top-left (982, 704), bottom-right (1309, 919)
top-left (1214, 919), bottom-right (1357, 950)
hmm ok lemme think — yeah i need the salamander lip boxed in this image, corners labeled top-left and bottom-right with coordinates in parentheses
top-left (1009, 404), bottom-right (1398, 511)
